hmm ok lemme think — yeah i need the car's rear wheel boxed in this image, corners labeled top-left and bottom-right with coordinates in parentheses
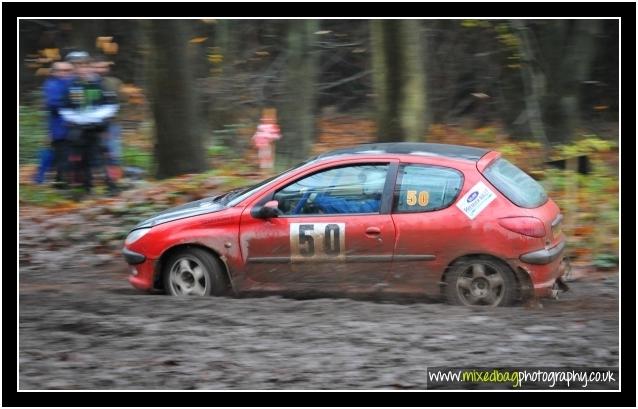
top-left (163, 247), bottom-right (227, 296)
top-left (444, 257), bottom-right (517, 307)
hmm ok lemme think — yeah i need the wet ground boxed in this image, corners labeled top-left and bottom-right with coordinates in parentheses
top-left (18, 209), bottom-right (619, 390)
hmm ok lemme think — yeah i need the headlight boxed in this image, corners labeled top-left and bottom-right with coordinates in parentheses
top-left (125, 228), bottom-right (151, 245)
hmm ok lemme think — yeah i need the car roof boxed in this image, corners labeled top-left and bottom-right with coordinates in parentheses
top-left (316, 142), bottom-right (490, 162)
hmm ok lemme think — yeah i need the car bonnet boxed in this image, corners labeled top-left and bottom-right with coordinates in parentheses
top-left (133, 197), bottom-right (226, 229)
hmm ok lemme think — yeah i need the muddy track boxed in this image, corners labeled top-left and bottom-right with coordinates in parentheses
top-left (18, 205), bottom-right (619, 390)
top-left (19, 261), bottom-right (619, 390)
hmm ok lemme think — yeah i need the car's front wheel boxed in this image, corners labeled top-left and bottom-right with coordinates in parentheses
top-left (444, 257), bottom-right (517, 307)
top-left (163, 247), bottom-right (227, 296)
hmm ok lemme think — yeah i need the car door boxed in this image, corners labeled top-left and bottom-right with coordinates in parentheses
top-left (389, 163), bottom-right (466, 294)
top-left (239, 160), bottom-right (398, 290)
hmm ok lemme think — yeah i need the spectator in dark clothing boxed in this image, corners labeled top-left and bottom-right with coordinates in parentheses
top-left (92, 56), bottom-right (124, 181)
top-left (60, 52), bottom-right (119, 196)
top-left (35, 61), bottom-right (74, 185)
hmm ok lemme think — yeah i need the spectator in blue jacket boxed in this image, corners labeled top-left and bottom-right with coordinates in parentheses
top-left (35, 61), bottom-right (74, 185)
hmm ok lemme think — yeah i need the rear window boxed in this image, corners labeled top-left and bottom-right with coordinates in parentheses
top-left (483, 158), bottom-right (548, 208)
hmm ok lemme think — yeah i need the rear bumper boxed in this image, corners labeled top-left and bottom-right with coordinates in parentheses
top-left (530, 257), bottom-right (571, 298)
top-left (520, 240), bottom-right (566, 265)
top-left (513, 239), bottom-right (569, 298)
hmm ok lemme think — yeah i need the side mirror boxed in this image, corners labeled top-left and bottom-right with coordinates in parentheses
top-left (251, 200), bottom-right (283, 219)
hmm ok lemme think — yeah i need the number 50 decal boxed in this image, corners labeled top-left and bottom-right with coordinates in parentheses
top-left (290, 223), bottom-right (346, 261)
top-left (406, 190), bottom-right (429, 207)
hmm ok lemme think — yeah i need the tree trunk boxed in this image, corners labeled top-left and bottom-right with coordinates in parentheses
top-left (399, 20), bottom-right (428, 141)
top-left (277, 20), bottom-right (319, 167)
top-left (207, 19), bottom-right (237, 132)
top-left (557, 20), bottom-right (602, 141)
top-left (370, 20), bottom-right (427, 142)
top-left (111, 20), bottom-right (143, 84)
top-left (515, 20), bottom-right (602, 145)
top-left (371, 20), bottom-right (402, 142)
top-left (217, 19), bottom-right (236, 70)
top-left (512, 20), bottom-right (550, 151)
top-left (147, 20), bottom-right (207, 179)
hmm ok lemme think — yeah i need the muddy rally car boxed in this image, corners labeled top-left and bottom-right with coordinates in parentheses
top-left (122, 143), bottom-right (570, 307)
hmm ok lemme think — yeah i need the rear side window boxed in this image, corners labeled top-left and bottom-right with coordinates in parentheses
top-left (483, 158), bottom-right (548, 208)
top-left (394, 165), bottom-right (463, 213)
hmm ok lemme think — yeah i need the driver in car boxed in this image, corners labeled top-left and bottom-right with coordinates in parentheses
top-left (311, 172), bottom-right (382, 214)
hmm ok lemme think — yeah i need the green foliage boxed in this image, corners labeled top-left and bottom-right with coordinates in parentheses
top-left (211, 123), bottom-right (251, 159)
top-left (19, 184), bottom-right (74, 207)
top-left (553, 135), bottom-right (616, 159)
top-left (520, 141), bottom-right (543, 149)
top-left (208, 160), bottom-right (254, 180)
top-left (461, 20), bottom-right (480, 28)
top-left (541, 156), bottom-right (619, 267)
top-left (541, 168), bottom-right (570, 191)
top-left (207, 144), bottom-right (231, 157)
top-left (495, 143), bottom-right (523, 158)
top-left (122, 145), bottom-right (153, 173)
top-left (593, 253), bottom-right (619, 270)
top-left (20, 105), bottom-right (48, 164)
top-left (497, 31), bottom-right (520, 49)
top-left (472, 126), bottom-right (500, 143)
top-left (190, 168), bottom-right (222, 183)
top-left (461, 20), bottom-right (520, 67)
top-left (225, 175), bottom-right (251, 189)
top-left (461, 20), bottom-right (491, 29)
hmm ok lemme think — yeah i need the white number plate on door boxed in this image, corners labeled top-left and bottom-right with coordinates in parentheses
top-left (290, 223), bottom-right (346, 262)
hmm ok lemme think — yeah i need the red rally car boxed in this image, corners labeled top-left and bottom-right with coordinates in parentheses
top-left (122, 143), bottom-right (570, 307)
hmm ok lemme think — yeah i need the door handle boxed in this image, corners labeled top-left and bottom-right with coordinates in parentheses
top-left (365, 227), bottom-right (381, 235)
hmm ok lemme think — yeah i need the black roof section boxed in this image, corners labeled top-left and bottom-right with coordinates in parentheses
top-left (317, 142), bottom-right (490, 162)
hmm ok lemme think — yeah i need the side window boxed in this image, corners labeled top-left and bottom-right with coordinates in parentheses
top-left (394, 165), bottom-right (463, 213)
top-left (274, 164), bottom-right (389, 216)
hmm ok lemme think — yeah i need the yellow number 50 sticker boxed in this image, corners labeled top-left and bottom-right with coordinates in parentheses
top-left (406, 190), bottom-right (429, 207)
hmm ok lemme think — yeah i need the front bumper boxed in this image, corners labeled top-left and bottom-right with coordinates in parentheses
top-left (122, 247), bottom-right (146, 264)
top-left (123, 247), bottom-right (156, 291)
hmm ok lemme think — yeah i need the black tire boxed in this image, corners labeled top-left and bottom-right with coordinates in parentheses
top-left (163, 247), bottom-right (227, 296)
top-left (444, 256), bottom-right (517, 307)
